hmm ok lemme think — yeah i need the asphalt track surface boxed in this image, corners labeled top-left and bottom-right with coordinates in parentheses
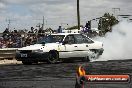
top-left (0, 59), bottom-right (132, 88)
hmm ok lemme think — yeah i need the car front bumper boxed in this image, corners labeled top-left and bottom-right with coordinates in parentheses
top-left (15, 51), bottom-right (49, 62)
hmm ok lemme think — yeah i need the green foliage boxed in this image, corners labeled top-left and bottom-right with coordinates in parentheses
top-left (98, 13), bottom-right (119, 35)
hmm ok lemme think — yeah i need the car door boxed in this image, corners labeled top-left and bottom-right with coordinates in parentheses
top-left (59, 34), bottom-right (79, 58)
top-left (81, 34), bottom-right (96, 49)
top-left (73, 34), bottom-right (94, 57)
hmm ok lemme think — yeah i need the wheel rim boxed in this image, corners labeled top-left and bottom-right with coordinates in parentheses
top-left (48, 52), bottom-right (58, 63)
top-left (89, 51), bottom-right (99, 61)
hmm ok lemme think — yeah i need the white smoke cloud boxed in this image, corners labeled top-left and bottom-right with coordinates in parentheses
top-left (0, 2), bottom-right (6, 10)
top-left (94, 21), bottom-right (132, 61)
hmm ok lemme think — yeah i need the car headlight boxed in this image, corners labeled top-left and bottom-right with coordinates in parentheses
top-left (32, 49), bottom-right (43, 53)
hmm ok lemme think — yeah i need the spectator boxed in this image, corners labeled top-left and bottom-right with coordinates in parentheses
top-left (0, 37), bottom-right (3, 48)
top-left (57, 26), bottom-right (62, 33)
top-left (38, 27), bottom-right (44, 37)
top-left (3, 28), bottom-right (10, 40)
top-left (2, 40), bottom-right (7, 48)
top-left (29, 27), bottom-right (35, 36)
top-left (7, 38), bottom-right (13, 48)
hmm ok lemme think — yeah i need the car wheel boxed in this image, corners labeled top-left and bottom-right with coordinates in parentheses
top-left (88, 50), bottom-right (100, 61)
top-left (22, 61), bottom-right (32, 65)
top-left (47, 51), bottom-right (59, 64)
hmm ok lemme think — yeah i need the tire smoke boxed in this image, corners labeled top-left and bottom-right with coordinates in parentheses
top-left (94, 21), bottom-right (132, 61)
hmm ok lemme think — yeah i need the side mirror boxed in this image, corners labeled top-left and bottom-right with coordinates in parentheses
top-left (41, 42), bottom-right (45, 46)
top-left (42, 44), bottom-right (45, 46)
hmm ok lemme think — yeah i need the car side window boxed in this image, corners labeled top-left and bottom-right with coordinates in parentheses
top-left (64, 35), bottom-right (75, 44)
top-left (74, 34), bottom-right (94, 44)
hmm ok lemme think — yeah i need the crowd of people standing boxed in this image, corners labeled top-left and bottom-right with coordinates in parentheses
top-left (0, 27), bottom-right (50, 48)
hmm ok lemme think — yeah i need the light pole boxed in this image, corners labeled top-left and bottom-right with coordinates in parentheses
top-left (112, 8), bottom-right (120, 19)
top-left (77, 0), bottom-right (80, 30)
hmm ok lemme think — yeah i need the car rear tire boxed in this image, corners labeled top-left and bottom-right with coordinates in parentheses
top-left (88, 50), bottom-right (100, 61)
top-left (47, 51), bottom-right (59, 64)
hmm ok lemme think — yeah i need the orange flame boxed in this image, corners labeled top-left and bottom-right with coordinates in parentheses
top-left (77, 66), bottom-right (86, 77)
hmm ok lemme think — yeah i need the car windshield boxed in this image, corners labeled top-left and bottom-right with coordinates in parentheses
top-left (38, 35), bottom-right (65, 44)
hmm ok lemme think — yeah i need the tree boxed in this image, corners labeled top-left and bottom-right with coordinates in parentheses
top-left (98, 13), bottom-right (119, 35)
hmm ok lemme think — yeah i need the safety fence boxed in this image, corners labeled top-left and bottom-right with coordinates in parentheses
top-left (0, 48), bottom-right (18, 60)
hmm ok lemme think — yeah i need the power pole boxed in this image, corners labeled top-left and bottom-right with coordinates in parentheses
top-left (6, 19), bottom-right (16, 31)
top-left (6, 19), bottom-right (11, 30)
top-left (77, 0), bottom-right (80, 30)
top-left (42, 16), bottom-right (44, 30)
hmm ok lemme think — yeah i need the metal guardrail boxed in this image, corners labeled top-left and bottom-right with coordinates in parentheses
top-left (0, 48), bottom-right (18, 60)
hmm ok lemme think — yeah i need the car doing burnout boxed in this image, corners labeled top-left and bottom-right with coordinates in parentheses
top-left (15, 33), bottom-right (104, 64)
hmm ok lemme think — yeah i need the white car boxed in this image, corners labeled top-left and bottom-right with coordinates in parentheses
top-left (15, 33), bottom-right (104, 64)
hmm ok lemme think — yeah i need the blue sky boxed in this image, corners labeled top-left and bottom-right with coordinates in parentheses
top-left (0, 0), bottom-right (132, 32)
top-left (8, 5), bottom-right (31, 15)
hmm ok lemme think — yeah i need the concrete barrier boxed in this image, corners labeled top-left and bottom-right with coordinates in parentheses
top-left (0, 48), bottom-right (18, 60)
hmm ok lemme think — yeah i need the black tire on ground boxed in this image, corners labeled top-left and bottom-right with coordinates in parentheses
top-left (47, 51), bottom-right (59, 64)
top-left (22, 61), bottom-right (32, 65)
